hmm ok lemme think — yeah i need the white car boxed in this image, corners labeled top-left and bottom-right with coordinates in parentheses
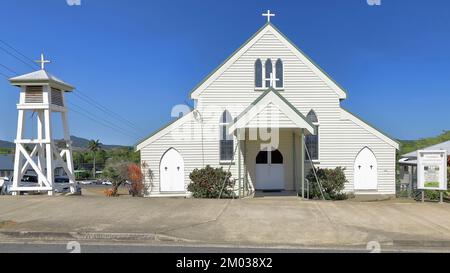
top-left (1, 176), bottom-right (81, 195)
top-left (102, 181), bottom-right (112, 186)
top-left (1, 175), bottom-right (38, 195)
top-left (79, 180), bottom-right (94, 185)
top-left (0, 177), bottom-right (6, 188)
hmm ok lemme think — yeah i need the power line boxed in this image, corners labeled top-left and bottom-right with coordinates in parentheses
top-left (0, 39), bottom-right (40, 67)
top-left (72, 90), bottom-right (147, 134)
top-left (0, 44), bottom-right (37, 70)
top-left (0, 62), bottom-right (19, 75)
top-left (69, 106), bottom-right (139, 139)
top-left (0, 52), bottom-right (141, 140)
top-left (0, 38), bottom-right (148, 139)
top-left (0, 39), bottom-right (147, 134)
top-left (0, 40), bottom-right (144, 132)
top-left (68, 101), bottom-right (140, 139)
top-left (0, 71), bottom-right (10, 79)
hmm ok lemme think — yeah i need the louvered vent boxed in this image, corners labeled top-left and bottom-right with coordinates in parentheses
top-left (25, 86), bottom-right (43, 103)
top-left (51, 88), bottom-right (64, 107)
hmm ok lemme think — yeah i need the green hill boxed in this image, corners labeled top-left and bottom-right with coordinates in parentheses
top-left (399, 130), bottom-right (450, 155)
top-left (0, 135), bottom-right (129, 151)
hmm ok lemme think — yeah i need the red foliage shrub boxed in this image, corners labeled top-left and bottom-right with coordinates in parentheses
top-left (128, 163), bottom-right (144, 197)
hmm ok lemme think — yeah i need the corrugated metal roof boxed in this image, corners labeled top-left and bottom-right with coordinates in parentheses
top-left (402, 140), bottom-right (450, 158)
top-left (9, 70), bottom-right (74, 91)
top-left (0, 154), bottom-right (14, 170)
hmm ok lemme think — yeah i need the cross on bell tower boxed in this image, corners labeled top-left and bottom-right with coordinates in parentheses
top-left (9, 55), bottom-right (77, 195)
top-left (35, 53), bottom-right (51, 70)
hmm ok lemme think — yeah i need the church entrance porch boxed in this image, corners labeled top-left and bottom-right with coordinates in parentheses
top-left (232, 128), bottom-right (312, 198)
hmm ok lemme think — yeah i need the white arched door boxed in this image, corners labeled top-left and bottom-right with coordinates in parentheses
top-left (160, 148), bottom-right (185, 192)
top-left (354, 147), bottom-right (378, 190)
top-left (255, 149), bottom-right (284, 190)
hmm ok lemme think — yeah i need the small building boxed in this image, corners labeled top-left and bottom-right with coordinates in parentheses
top-left (0, 154), bottom-right (14, 179)
top-left (398, 140), bottom-right (450, 191)
top-left (0, 154), bottom-right (66, 180)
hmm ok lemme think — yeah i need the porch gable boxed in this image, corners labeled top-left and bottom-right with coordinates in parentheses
top-left (229, 89), bottom-right (315, 134)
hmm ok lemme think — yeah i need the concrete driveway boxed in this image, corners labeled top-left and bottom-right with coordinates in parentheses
top-left (0, 195), bottom-right (450, 249)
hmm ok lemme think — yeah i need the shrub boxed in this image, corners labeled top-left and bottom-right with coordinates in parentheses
top-left (306, 167), bottom-right (348, 200)
top-left (448, 167), bottom-right (450, 191)
top-left (188, 165), bottom-right (235, 198)
top-left (128, 163), bottom-right (144, 197)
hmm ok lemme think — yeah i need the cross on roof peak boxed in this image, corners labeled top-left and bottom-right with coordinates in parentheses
top-left (262, 10), bottom-right (275, 23)
top-left (35, 53), bottom-right (51, 70)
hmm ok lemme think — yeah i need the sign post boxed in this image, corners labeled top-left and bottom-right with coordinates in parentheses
top-left (417, 150), bottom-right (448, 203)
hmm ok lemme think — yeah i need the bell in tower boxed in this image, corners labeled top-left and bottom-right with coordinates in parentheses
top-left (8, 54), bottom-right (78, 195)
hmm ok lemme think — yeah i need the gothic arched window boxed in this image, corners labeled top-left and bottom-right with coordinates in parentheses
top-left (219, 110), bottom-right (234, 161)
top-left (255, 59), bottom-right (263, 88)
top-left (305, 110), bottom-right (319, 160)
top-left (275, 59), bottom-right (283, 88)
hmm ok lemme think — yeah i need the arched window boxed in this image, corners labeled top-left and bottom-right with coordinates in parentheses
top-left (265, 59), bottom-right (273, 88)
top-left (219, 110), bottom-right (234, 161)
top-left (305, 110), bottom-right (319, 160)
top-left (271, 150), bottom-right (283, 164)
top-left (275, 59), bottom-right (283, 88)
top-left (255, 59), bottom-right (263, 88)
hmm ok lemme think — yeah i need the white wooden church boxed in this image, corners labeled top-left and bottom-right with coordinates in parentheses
top-left (136, 12), bottom-right (399, 198)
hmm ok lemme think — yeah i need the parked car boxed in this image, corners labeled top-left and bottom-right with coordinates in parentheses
top-left (54, 176), bottom-right (81, 194)
top-left (1, 174), bottom-right (38, 195)
top-left (1, 175), bottom-right (80, 195)
top-left (102, 180), bottom-right (112, 186)
top-left (93, 180), bottom-right (103, 185)
top-left (79, 180), bottom-right (93, 185)
top-left (0, 177), bottom-right (8, 192)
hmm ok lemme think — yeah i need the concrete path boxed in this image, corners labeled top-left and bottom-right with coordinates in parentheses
top-left (0, 195), bottom-right (449, 249)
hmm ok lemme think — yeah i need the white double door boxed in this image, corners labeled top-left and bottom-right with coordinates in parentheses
top-left (160, 148), bottom-right (185, 192)
top-left (255, 149), bottom-right (284, 190)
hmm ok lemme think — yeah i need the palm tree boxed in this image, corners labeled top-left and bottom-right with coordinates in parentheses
top-left (88, 139), bottom-right (102, 179)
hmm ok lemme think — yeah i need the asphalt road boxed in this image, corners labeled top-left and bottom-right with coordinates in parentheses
top-left (0, 241), bottom-right (372, 253)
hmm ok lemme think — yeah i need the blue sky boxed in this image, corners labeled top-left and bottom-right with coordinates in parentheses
top-left (0, 0), bottom-right (449, 145)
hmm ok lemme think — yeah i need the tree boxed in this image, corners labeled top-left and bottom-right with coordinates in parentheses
top-left (102, 160), bottom-right (129, 196)
top-left (88, 139), bottom-right (102, 178)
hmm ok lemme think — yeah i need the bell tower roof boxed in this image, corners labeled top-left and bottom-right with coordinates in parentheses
top-left (9, 69), bottom-right (74, 92)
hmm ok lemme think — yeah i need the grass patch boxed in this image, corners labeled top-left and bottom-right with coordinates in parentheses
top-left (0, 220), bottom-right (17, 229)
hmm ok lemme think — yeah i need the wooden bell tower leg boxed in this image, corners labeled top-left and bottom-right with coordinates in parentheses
top-left (12, 109), bottom-right (25, 196)
top-left (44, 109), bottom-right (54, 196)
top-left (61, 110), bottom-right (76, 193)
top-left (37, 110), bottom-right (46, 187)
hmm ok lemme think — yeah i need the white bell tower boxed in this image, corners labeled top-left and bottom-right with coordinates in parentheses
top-left (9, 54), bottom-right (77, 195)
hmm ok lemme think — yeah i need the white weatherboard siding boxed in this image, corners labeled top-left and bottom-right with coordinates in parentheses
top-left (138, 23), bottom-right (398, 196)
top-left (140, 115), bottom-right (202, 196)
top-left (324, 118), bottom-right (396, 195)
top-left (140, 114), bottom-right (243, 196)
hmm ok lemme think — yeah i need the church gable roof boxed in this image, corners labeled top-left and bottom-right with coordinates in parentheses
top-left (189, 23), bottom-right (347, 100)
